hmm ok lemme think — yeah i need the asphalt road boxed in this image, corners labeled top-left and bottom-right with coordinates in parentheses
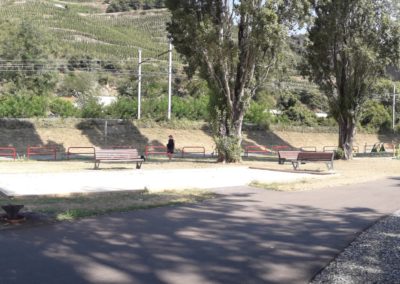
top-left (1, 178), bottom-right (400, 284)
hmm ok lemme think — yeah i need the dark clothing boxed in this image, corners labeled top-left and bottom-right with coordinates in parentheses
top-left (167, 138), bottom-right (175, 153)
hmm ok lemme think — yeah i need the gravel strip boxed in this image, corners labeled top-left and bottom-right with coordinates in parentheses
top-left (311, 210), bottom-right (400, 284)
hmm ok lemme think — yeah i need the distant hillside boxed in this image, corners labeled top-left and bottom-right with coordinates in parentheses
top-left (0, 0), bottom-right (172, 60)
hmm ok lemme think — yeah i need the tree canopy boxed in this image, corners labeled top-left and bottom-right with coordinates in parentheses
top-left (0, 20), bottom-right (58, 95)
top-left (304, 0), bottom-right (400, 159)
top-left (166, 0), bottom-right (310, 162)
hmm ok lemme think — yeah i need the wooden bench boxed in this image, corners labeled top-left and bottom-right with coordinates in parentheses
top-left (278, 151), bottom-right (301, 164)
top-left (292, 152), bottom-right (334, 170)
top-left (94, 149), bottom-right (145, 169)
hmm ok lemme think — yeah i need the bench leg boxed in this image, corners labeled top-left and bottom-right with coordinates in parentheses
top-left (278, 158), bottom-right (284, 164)
top-left (94, 160), bottom-right (100, 169)
top-left (136, 162), bottom-right (142, 169)
top-left (326, 161), bottom-right (334, 171)
top-left (292, 161), bottom-right (299, 170)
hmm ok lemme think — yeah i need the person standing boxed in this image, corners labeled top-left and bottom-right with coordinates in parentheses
top-left (167, 135), bottom-right (175, 160)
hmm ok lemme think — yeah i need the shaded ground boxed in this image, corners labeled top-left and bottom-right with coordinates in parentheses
top-left (0, 118), bottom-right (397, 157)
top-left (1, 179), bottom-right (400, 284)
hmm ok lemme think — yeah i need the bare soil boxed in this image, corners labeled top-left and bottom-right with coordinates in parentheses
top-left (245, 157), bottom-right (400, 191)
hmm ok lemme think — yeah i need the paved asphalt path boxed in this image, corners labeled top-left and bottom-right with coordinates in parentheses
top-left (1, 178), bottom-right (400, 284)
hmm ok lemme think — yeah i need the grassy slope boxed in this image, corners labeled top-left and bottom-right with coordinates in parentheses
top-left (0, 0), bottom-right (173, 60)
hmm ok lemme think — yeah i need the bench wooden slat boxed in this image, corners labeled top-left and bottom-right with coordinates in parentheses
top-left (278, 151), bottom-right (301, 164)
top-left (94, 149), bottom-right (144, 169)
top-left (292, 152), bottom-right (334, 170)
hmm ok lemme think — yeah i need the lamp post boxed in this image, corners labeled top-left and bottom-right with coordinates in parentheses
top-left (137, 49), bottom-right (142, 120)
top-left (393, 84), bottom-right (396, 130)
top-left (167, 38), bottom-right (172, 120)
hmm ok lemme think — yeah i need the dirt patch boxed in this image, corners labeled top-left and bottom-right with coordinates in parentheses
top-left (244, 157), bottom-right (400, 191)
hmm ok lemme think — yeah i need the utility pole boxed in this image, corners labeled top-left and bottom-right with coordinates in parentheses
top-left (137, 49), bottom-right (142, 120)
top-left (167, 39), bottom-right (173, 120)
top-left (393, 84), bottom-right (396, 130)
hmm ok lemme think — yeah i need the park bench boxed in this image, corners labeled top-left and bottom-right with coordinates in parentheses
top-left (94, 148), bottom-right (145, 169)
top-left (292, 151), bottom-right (334, 171)
top-left (278, 150), bottom-right (301, 164)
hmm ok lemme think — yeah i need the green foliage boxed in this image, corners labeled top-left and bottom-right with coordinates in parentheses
top-left (80, 96), bottom-right (104, 118)
top-left (106, 0), bottom-right (164, 13)
top-left (106, 97), bottom-right (138, 119)
top-left (171, 95), bottom-right (209, 120)
top-left (58, 73), bottom-right (96, 98)
top-left (371, 78), bottom-right (400, 108)
top-left (0, 20), bottom-right (58, 95)
top-left (0, 92), bottom-right (48, 118)
top-left (296, 89), bottom-right (328, 111)
top-left (117, 77), bottom-right (137, 98)
top-left (166, 0), bottom-right (310, 162)
top-left (244, 101), bottom-right (272, 129)
top-left (304, 0), bottom-right (400, 158)
top-left (334, 147), bottom-right (345, 160)
top-left (284, 104), bottom-right (318, 127)
top-left (49, 98), bottom-right (78, 117)
top-left (360, 101), bottom-right (391, 132)
top-left (0, 1), bottom-right (173, 60)
top-left (214, 136), bottom-right (242, 163)
top-left (277, 92), bottom-right (318, 126)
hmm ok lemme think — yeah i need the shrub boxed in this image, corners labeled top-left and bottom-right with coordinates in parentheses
top-left (80, 96), bottom-right (104, 118)
top-left (171, 95), bottom-right (208, 120)
top-left (106, 97), bottom-right (138, 119)
top-left (0, 92), bottom-right (48, 117)
top-left (360, 101), bottom-right (391, 132)
top-left (58, 72), bottom-right (95, 98)
top-left (244, 101), bottom-right (271, 129)
top-left (49, 98), bottom-right (78, 117)
top-left (284, 104), bottom-right (318, 126)
top-left (334, 147), bottom-right (345, 160)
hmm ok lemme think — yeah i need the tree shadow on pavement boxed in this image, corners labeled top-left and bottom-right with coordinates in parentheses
top-left (0, 188), bottom-right (384, 284)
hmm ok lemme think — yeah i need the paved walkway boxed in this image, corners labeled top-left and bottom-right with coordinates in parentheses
top-left (1, 178), bottom-right (400, 283)
top-left (0, 167), bottom-right (317, 196)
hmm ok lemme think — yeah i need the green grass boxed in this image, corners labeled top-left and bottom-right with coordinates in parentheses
top-left (249, 179), bottom-right (310, 191)
top-left (0, 189), bottom-right (216, 223)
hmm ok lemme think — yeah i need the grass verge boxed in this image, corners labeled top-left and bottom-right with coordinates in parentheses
top-left (249, 179), bottom-right (312, 191)
top-left (0, 189), bottom-right (216, 226)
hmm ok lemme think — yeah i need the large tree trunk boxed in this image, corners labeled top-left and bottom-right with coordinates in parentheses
top-left (215, 112), bottom-right (244, 163)
top-left (338, 115), bottom-right (356, 160)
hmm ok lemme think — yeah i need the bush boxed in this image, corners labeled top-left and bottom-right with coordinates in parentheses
top-left (284, 104), bottom-right (318, 126)
top-left (296, 89), bottom-right (329, 111)
top-left (171, 95), bottom-right (208, 120)
top-left (106, 97), bottom-right (138, 119)
top-left (0, 92), bottom-right (48, 117)
top-left (58, 72), bottom-right (95, 98)
top-left (49, 98), bottom-right (78, 118)
top-left (244, 101), bottom-right (271, 129)
top-left (334, 147), bottom-right (345, 160)
top-left (360, 101), bottom-right (391, 132)
top-left (80, 97), bottom-right (104, 118)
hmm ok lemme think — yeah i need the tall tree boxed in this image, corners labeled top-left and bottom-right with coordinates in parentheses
top-left (304, 0), bottom-right (399, 159)
top-left (0, 20), bottom-right (58, 95)
top-left (166, 0), bottom-right (309, 162)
